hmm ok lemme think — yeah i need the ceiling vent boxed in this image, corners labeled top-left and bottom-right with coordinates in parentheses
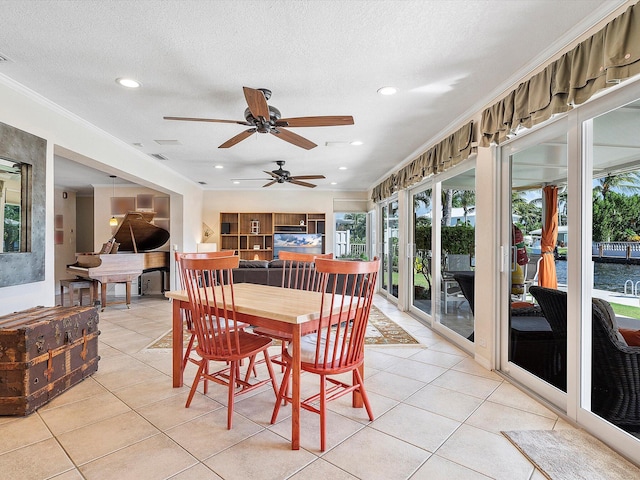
top-left (0, 53), bottom-right (12, 63)
top-left (198, 181), bottom-right (207, 185)
top-left (149, 153), bottom-right (169, 161)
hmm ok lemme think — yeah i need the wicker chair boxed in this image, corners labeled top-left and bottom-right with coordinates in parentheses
top-left (528, 286), bottom-right (567, 391)
top-left (452, 272), bottom-right (475, 341)
top-left (591, 297), bottom-right (640, 431)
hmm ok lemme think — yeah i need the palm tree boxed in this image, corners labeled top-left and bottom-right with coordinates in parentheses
top-left (455, 190), bottom-right (476, 224)
top-left (594, 172), bottom-right (640, 200)
top-left (442, 189), bottom-right (453, 226)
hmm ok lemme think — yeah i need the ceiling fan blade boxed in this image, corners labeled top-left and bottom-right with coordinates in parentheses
top-left (288, 179), bottom-right (317, 188)
top-left (262, 180), bottom-right (277, 188)
top-left (243, 87), bottom-right (270, 120)
top-left (218, 128), bottom-right (256, 148)
top-left (276, 116), bottom-right (354, 127)
top-left (290, 175), bottom-right (325, 180)
top-left (164, 116), bottom-right (251, 125)
top-left (270, 128), bottom-right (317, 150)
top-left (263, 170), bottom-right (280, 179)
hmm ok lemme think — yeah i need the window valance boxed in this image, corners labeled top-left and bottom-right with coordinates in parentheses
top-left (371, 120), bottom-right (474, 202)
top-left (481, 2), bottom-right (640, 147)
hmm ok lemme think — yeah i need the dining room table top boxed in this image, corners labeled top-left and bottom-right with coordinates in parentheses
top-left (165, 282), bottom-right (331, 325)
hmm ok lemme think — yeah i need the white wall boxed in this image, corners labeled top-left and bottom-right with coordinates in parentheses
top-left (0, 76), bottom-right (203, 315)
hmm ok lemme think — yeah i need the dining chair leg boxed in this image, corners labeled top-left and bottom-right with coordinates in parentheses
top-left (354, 368), bottom-right (375, 421)
top-left (182, 333), bottom-right (196, 371)
top-left (320, 374), bottom-right (326, 452)
top-left (203, 361), bottom-right (209, 394)
top-left (228, 360), bottom-right (236, 430)
top-left (271, 362), bottom-right (292, 423)
top-left (185, 361), bottom-right (205, 408)
top-left (262, 349), bottom-right (278, 395)
top-left (243, 355), bottom-right (257, 384)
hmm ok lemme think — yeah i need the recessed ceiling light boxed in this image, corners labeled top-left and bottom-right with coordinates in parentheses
top-left (132, 142), bottom-right (144, 147)
top-left (233, 181), bottom-right (240, 184)
top-left (198, 181), bottom-right (207, 185)
top-left (339, 166), bottom-right (347, 170)
top-left (116, 77), bottom-right (141, 88)
top-left (214, 165), bottom-right (224, 169)
top-left (350, 140), bottom-right (363, 146)
top-left (154, 139), bottom-right (181, 145)
top-left (377, 86), bottom-right (397, 96)
top-left (330, 182), bottom-right (337, 185)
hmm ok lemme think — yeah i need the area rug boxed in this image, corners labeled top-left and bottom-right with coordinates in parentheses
top-left (502, 429), bottom-right (640, 480)
top-left (147, 305), bottom-right (418, 349)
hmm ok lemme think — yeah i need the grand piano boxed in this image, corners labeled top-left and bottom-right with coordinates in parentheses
top-left (67, 211), bottom-right (170, 311)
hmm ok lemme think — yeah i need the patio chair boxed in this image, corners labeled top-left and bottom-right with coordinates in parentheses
top-left (252, 251), bottom-right (333, 371)
top-left (452, 272), bottom-right (476, 341)
top-left (528, 285), bottom-right (567, 390)
top-left (591, 297), bottom-right (640, 431)
top-left (180, 255), bottom-right (278, 429)
top-left (270, 257), bottom-right (379, 451)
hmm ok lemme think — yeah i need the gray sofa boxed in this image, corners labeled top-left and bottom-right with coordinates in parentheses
top-left (232, 260), bottom-right (287, 286)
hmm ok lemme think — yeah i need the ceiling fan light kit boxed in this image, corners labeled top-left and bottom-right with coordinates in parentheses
top-left (164, 86), bottom-right (354, 150)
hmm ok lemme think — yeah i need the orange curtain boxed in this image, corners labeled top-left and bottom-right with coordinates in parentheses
top-left (538, 186), bottom-right (558, 289)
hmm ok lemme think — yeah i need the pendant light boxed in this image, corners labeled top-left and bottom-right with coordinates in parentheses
top-left (109, 175), bottom-right (118, 227)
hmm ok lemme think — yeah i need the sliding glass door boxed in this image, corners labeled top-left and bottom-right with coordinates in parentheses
top-left (501, 123), bottom-right (569, 408)
top-left (500, 82), bottom-right (640, 461)
top-left (380, 198), bottom-right (399, 300)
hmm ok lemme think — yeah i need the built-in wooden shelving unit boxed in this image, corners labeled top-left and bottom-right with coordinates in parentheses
top-left (220, 212), bottom-right (326, 260)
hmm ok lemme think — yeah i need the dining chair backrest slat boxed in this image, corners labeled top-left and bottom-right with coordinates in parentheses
top-left (279, 251), bottom-right (333, 292)
top-left (310, 257), bottom-right (379, 370)
top-left (180, 255), bottom-right (242, 357)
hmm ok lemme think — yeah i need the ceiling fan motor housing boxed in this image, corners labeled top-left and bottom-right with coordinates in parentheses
top-left (244, 105), bottom-right (282, 133)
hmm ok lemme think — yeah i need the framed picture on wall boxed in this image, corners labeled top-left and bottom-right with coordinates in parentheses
top-left (154, 196), bottom-right (169, 218)
top-left (136, 194), bottom-right (153, 210)
top-left (55, 214), bottom-right (63, 229)
top-left (111, 197), bottom-right (135, 215)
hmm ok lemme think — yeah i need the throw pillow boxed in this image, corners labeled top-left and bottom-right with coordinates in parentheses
top-left (511, 301), bottom-right (535, 309)
top-left (619, 328), bottom-right (640, 346)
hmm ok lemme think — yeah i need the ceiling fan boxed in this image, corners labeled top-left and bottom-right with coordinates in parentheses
top-left (164, 87), bottom-right (354, 150)
top-left (234, 161), bottom-right (325, 188)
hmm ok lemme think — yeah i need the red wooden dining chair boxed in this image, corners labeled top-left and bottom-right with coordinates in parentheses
top-left (253, 251), bottom-right (333, 371)
top-left (175, 251), bottom-right (239, 373)
top-left (180, 255), bottom-right (278, 429)
top-left (270, 257), bottom-right (379, 451)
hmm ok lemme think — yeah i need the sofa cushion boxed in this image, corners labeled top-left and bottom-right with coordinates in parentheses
top-left (268, 260), bottom-right (286, 268)
top-left (238, 260), bottom-right (269, 269)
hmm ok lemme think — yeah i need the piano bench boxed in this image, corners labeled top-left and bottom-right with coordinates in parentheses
top-left (60, 279), bottom-right (97, 307)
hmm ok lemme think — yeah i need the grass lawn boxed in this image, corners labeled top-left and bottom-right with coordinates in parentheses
top-left (610, 302), bottom-right (640, 320)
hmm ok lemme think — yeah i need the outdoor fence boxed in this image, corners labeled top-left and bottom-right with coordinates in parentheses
top-left (593, 242), bottom-right (640, 259)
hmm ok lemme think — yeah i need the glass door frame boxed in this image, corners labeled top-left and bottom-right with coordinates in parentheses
top-left (407, 161), bottom-right (476, 348)
top-left (407, 180), bottom-right (435, 321)
top-left (572, 77), bottom-right (640, 462)
top-left (498, 118), bottom-right (569, 411)
top-left (499, 77), bottom-right (640, 462)
top-left (378, 195), bottom-right (399, 302)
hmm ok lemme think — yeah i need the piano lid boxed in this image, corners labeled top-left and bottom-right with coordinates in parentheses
top-left (113, 211), bottom-right (170, 252)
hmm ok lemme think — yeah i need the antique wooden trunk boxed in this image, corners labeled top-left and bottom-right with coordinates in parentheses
top-left (0, 305), bottom-right (100, 416)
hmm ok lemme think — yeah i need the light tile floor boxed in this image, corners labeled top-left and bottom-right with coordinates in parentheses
top-left (1, 293), bottom-right (582, 480)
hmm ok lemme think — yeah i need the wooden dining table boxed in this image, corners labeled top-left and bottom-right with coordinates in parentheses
top-left (165, 282), bottom-right (363, 450)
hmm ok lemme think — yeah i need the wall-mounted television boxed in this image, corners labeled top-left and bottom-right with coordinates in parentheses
top-left (273, 233), bottom-right (323, 258)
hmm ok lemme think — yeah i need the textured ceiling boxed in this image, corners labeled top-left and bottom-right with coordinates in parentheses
top-left (0, 0), bottom-right (626, 194)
